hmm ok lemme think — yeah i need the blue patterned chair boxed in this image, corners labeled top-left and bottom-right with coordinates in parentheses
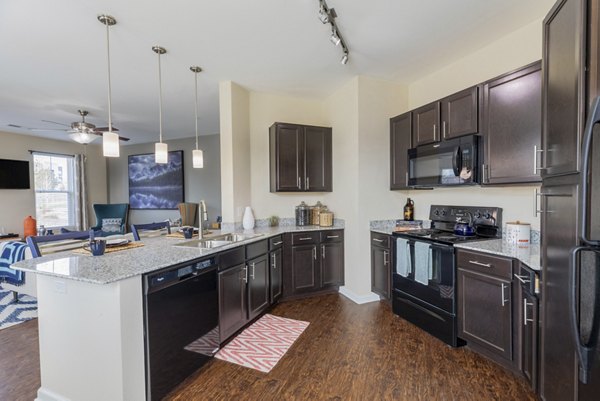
top-left (91, 203), bottom-right (129, 236)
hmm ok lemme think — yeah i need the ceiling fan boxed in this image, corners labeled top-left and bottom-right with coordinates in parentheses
top-left (8, 109), bottom-right (130, 144)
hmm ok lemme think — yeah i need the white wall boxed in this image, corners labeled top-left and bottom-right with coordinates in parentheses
top-left (0, 131), bottom-right (107, 236)
top-left (106, 135), bottom-right (221, 226)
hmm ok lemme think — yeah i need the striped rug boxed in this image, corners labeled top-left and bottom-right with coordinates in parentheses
top-left (0, 290), bottom-right (37, 330)
top-left (215, 314), bottom-right (309, 373)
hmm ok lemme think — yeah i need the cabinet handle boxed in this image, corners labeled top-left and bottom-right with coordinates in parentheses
top-left (299, 237), bottom-right (313, 241)
top-left (250, 263), bottom-right (255, 279)
top-left (501, 283), bottom-right (508, 307)
top-left (271, 254), bottom-right (276, 269)
top-left (306, 176), bottom-right (310, 190)
top-left (523, 298), bottom-right (535, 326)
top-left (405, 171), bottom-right (409, 186)
top-left (533, 145), bottom-right (545, 174)
top-left (243, 265), bottom-right (248, 283)
top-left (298, 176), bottom-right (301, 189)
top-left (433, 123), bottom-right (437, 140)
top-left (322, 244), bottom-right (325, 259)
top-left (468, 260), bottom-right (492, 268)
top-left (514, 274), bottom-right (531, 284)
top-left (327, 235), bottom-right (339, 239)
top-left (313, 246), bottom-right (317, 260)
top-left (482, 164), bottom-right (487, 183)
top-left (442, 121), bottom-right (447, 138)
top-left (373, 238), bottom-right (384, 243)
top-left (383, 250), bottom-right (389, 266)
top-left (272, 241), bottom-right (283, 246)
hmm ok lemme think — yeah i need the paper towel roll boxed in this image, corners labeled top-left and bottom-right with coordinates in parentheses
top-left (506, 221), bottom-right (531, 245)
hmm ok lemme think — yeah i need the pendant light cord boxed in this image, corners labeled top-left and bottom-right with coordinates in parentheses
top-left (158, 51), bottom-right (163, 143)
top-left (194, 71), bottom-right (199, 150)
top-left (105, 20), bottom-right (113, 132)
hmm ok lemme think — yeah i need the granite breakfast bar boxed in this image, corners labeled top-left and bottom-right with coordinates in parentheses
top-left (11, 223), bottom-right (344, 401)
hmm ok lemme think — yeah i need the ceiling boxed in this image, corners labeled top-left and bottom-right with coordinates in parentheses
top-left (0, 0), bottom-right (554, 144)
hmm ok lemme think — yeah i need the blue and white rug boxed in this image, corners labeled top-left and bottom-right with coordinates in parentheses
top-left (0, 289), bottom-right (37, 330)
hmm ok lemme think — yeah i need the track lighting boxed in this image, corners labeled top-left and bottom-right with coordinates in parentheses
top-left (317, 0), bottom-right (349, 65)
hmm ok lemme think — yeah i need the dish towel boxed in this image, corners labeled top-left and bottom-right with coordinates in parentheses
top-left (414, 242), bottom-right (432, 285)
top-left (0, 241), bottom-right (28, 286)
top-left (395, 238), bottom-right (411, 277)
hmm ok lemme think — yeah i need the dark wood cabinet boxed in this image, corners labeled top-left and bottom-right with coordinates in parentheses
top-left (390, 112), bottom-right (412, 190)
top-left (269, 122), bottom-right (332, 192)
top-left (520, 289), bottom-right (539, 392)
top-left (218, 263), bottom-right (247, 343)
top-left (283, 230), bottom-right (344, 299)
top-left (247, 254), bottom-right (269, 321)
top-left (457, 250), bottom-right (515, 366)
top-left (412, 101), bottom-right (440, 145)
top-left (269, 247), bottom-right (283, 303)
top-left (371, 232), bottom-right (392, 299)
top-left (482, 61), bottom-right (542, 184)
top-left (441, 86), bottom-right (479, 140)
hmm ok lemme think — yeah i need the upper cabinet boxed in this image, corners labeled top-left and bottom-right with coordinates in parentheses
top-left (412, 101), bottom-right (440, 145)
top-left (441, 86), bottom-right (480, 140)
top-left (269, 122), bottom-right (332, 192)
top-left (482, 61), bottom-right (542, 184)
top-left (390, 112), bottom-right (412, 190)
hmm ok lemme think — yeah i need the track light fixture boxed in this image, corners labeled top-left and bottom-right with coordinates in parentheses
top-left (317, 0), bottom-right (349, 65)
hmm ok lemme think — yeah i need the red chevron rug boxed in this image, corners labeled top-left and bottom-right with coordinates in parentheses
top-left (215, 313), bottom-right (309, 373)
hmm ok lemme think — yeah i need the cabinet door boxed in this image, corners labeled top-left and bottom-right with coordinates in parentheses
top-left (291, 244), bottom-right (318, 294)
top-left (371, 245), bottom-right (390, 299)
top-left (441, 86), bottom-right (479, 140)
top-left (270, 123), bottom-right (304, 192)
top-left (542, 0), bottom-right (586, 177)
top-left (321, 242), bottom-right (344, 287)
top-left (269, 248), bottom-right (283, 304)
top-left (521, 291), bottom-right (539, 392)
top-left (304, 126), bottom-right (332, 192)
top-left (458, 268), bottom-right (513, 362)
top-left (218, 264), bottom-right (248, 342)
top-left (412, 101), bottom-right (440, 145)
top-left (247, 255), bottom-right (269, 321)
top-left (390, 112), bottom-right (412, 190)
top-left (483, 61), bottom-right (542, 184)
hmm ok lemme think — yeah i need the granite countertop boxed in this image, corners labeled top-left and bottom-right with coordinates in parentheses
top-left (11, 223), bottom-right (344, 285)
top-left (454, 240), bottom-right (540, 271)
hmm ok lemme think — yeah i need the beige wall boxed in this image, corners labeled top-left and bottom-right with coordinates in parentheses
top-left (106, 135), bottom-right (221, 226)
top-left (0, 131), bottom-right (107, 236)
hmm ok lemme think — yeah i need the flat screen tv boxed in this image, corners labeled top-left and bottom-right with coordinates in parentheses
top-left (0, 159), bottom-right (30, 189)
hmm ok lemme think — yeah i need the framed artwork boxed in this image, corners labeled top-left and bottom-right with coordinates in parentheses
top-left (128, 150), bottom-right (184, 209)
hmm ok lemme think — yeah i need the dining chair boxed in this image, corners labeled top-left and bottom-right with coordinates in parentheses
top-left (26, 230), bottom-right (94, 258)
top-left (131, 222), bottom-right (171, 241)
top-left (91, 203), bottom-right (130, 236)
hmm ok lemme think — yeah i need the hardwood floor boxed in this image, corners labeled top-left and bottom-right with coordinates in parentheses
top-left (0, 294), bottom-right (537, 401)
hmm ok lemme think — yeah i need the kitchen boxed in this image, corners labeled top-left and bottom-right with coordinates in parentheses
top-left (1, 0), bottom-right (599, 400)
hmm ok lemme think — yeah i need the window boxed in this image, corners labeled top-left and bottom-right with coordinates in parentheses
top-left (33, 153), bottom-right (76, 229)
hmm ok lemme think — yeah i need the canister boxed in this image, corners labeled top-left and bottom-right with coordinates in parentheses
top-left (311, 201), bottom-right (324, 225)
top-left (295, 201), bottom-right (311, 226)
top-left (319, 206), bottom-right (334, 227)
top-left (505, 221), bottom-right (531, 245)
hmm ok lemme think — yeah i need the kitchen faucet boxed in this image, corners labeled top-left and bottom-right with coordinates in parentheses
top-left (199, 200), bottom-right (208, 239)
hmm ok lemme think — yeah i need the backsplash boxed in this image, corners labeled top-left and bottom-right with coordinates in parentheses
top-left (222, 218), bottom-right (345, 232)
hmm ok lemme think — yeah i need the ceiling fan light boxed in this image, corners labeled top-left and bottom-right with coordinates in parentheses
top-left (103, 131), bottom-right (120, 157)
top-left (69, 132), bottom-right (98, 144)
top-left (193, 149), bottom-right (204, 169)
top-left (155, 142), bottom-right (168, 164)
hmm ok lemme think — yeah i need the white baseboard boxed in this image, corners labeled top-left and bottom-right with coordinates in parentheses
top-left (36, 388), bottom-right (71, 401)
top-left (339, 286), bottom-right (381, 304)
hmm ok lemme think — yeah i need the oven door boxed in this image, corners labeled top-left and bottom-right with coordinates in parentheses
top-left (393, 238), bottom-right (456, 314)
top-left (407, 135), bottom-right (479, 187)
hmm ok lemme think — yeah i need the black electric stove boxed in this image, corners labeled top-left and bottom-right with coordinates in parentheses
top-left (390, 205), bottom-right (502, 347)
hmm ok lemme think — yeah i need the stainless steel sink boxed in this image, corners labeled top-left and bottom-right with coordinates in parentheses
top-left (175, 239), bottom-right (233, 249)
top-left (210, 233), bottom-right (264, 242)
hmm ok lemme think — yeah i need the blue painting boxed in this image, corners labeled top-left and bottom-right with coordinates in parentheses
top-left (128, 151), bottom-right (184, 209)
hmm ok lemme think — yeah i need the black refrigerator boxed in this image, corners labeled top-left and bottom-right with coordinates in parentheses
top-left (540, 1), bottom-right (600, 401)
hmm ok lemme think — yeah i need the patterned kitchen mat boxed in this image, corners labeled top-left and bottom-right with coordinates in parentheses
top-left (0, 289), bottom-right (37, 330)
top-left (215, 314), bottom-right (309, 373)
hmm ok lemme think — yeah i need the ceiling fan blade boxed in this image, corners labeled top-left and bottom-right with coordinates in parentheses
top-left (94, 126), bottom-right (119, 132)
top-left (41, 119), bottom-right (70, 127)
top-left (91, 132), bottom-right (130, 141)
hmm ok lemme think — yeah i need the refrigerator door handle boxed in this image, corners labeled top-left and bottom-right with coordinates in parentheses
top-left (581, 97), bottom-right (600, 246)
top-left (570, 246), bottom-right (599, 384)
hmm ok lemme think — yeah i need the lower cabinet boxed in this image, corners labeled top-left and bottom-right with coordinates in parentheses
top-left (520, 290), bottom-right (539, 392)
top-left (247, 254), bottom-right (269, 321)
top-left (269, 247), bottom-right (283, 303)
top-left (283, 230), bottom-right (344, 298)
top-left (218, 263), bottom-right (248, 343)
top-left (371, 232), bottom-right (392, 299)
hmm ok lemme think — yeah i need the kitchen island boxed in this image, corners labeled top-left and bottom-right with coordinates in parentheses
top-left (11, 223), bottom-right (343, 401)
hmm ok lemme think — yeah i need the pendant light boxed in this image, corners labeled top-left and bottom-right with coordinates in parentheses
top-left (190, 66), bottom-right (204, 168)
top-left (98, 14), bottom-right (120, 157)
top-left (153, 46), bottom-right (168, 164)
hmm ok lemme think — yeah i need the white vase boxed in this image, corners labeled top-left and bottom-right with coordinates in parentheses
top-left (242, 206), bottom-right (255, 230)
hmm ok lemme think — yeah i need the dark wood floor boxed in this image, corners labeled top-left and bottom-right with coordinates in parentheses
top-left (0, 294), bottom-right (537, 401)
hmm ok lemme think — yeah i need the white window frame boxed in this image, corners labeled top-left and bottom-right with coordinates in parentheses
top-left (32, 152), bottom-right (77, 230)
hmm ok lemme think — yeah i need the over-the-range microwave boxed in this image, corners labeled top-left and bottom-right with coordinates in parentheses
top-left (407, 135), bottom-right (479, 187)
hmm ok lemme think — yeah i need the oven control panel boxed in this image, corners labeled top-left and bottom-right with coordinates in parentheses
top-left (429, 205), bottom-right (502, 229)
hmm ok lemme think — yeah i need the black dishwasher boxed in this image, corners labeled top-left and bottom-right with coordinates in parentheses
top-left (143, 256), bottom-right (219, 401)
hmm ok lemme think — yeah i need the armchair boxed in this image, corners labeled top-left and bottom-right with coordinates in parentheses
top-left (91, 203), bottom-right (129, 236)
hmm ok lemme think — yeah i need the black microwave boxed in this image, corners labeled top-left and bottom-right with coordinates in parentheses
top-left (407, 135), bottom-right (479, 187)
